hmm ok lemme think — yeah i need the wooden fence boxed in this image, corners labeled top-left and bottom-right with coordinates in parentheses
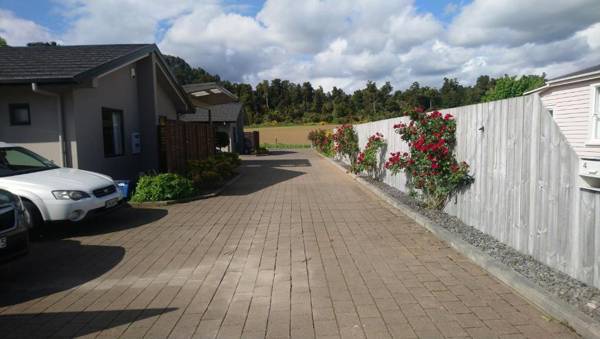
top-left (159, 119), bottom-right (214, 174)
top-left (346, 94), bottom-right (600, 288)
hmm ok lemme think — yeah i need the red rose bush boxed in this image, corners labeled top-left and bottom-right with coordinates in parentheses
top-left (333, 124), bottom-right (360, 171)
top-left (355, 132), bottom-right (386, 179)
top-left (385, 107), bottom-right (473, 209)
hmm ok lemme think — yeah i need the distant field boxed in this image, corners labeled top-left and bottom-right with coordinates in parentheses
top-left (245, 124), bottom-right (339, 145)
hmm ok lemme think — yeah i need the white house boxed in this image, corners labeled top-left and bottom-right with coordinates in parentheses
top-left (527, 64), bottom-right (600, 158)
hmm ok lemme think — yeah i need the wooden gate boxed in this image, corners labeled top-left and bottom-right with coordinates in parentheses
top-left (158, 119), bottom-right (214, 174)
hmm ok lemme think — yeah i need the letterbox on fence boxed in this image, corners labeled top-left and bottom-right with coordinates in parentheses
top-left (579, 157), bottom-right (600, 190)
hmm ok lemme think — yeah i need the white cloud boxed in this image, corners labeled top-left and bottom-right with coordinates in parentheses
top-left (448, 0), bottom-right (600, 47)
top-left (0, 9), bottom-right (53, 46)
top-left (57, 0), bottom-right (195, 44)
top-left (2, 0), bottom-right (600, 92)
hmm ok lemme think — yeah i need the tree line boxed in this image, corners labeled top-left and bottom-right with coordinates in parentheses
top-left (165, 55), bottom-right (545, 126)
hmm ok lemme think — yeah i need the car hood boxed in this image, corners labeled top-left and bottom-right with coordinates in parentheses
top-left (0, 168), bottom-right (115, 192)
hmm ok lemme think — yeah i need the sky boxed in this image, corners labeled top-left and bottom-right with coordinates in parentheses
top-left (1, 0), bottom-right (599, 92)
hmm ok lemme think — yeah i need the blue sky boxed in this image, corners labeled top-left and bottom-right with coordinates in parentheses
top-left (1, 0), bottom-right (598, 91)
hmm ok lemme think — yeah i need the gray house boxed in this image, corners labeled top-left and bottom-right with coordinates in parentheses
top-left (0, 44), bottom-right (191, 180)
top-left (181, 83), bottom-right (244, 153)
top-left (181, 103), bottom-right (244, 153)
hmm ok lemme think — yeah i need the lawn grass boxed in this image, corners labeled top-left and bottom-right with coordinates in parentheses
top-left (262, 143), bottom-right (311, 149)
top-left (245, 124), bottom-right (338, 145)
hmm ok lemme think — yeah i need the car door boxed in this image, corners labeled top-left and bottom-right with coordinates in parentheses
top-left (0, 189), bottom-right (18, 248)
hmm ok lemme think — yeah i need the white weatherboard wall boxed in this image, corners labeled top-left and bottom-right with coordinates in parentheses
top-left (539, 79), bottom-right (599, 158)
top-left (346, 94), bottom-right (600, 288)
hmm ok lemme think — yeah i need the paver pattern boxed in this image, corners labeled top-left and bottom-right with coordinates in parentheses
top-left (0, 150), bottom-right (577, 338)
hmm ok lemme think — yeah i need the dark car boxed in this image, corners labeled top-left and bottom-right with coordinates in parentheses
top-left (0, 188), bottom-right (29, 261)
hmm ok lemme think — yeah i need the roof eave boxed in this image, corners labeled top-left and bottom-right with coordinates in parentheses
top-left (547, 69), bottom-right (600, 84)
top-left (0, 78), bottom-right (77, 85)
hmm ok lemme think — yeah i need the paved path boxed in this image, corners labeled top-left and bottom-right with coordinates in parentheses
top-left (0, 150), bottom-right (577, 338)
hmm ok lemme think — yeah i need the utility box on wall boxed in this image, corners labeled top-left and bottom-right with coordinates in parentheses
top-left (579, 157), bottom-right (600, 189)
top-left (131, 132), bottom-right (141, 154)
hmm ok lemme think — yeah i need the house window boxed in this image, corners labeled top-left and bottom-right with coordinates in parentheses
top-left (9, 104), bottom-right (30, 125)
top-left (589, 84), bottom-right (600, 145)
top-left (102, 108), bottom-right (124, 157)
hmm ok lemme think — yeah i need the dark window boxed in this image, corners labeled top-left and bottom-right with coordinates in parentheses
top-left (9, 104), bottom-right (30, 125)
top-left (102, 108), bottom-right (124, 157)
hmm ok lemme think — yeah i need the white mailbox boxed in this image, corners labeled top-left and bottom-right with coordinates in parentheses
top-left (131, 132), bottom-right (141, 154)
top-left (579, 157), bottom-right (600, 188)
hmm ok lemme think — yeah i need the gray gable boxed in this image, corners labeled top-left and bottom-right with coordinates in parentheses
top-left (549, 63), bottom-right (600, 82)
top-left (0, 44), bottom-right (155, 84)
top-left (180, 103), bottom-right (243, 123)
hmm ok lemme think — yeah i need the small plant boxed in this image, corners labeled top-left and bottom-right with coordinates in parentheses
top-left (355, 132), bottom-right (386, 178)
top-left (131, 173), bottom-right (195, 202)
top-left (333, 124), bottom-right (359, 169)
top-left (308, 129), bottom-right (334, 156)
top-left (385, 108), bottom-right (473, 209)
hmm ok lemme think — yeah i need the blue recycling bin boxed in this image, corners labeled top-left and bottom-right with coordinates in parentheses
top-left (115, 180), bottom-right (130, 198)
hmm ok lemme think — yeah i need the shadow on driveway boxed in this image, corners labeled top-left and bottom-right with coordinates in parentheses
top-left (0, 239), bottom-right (125, 307)
top-left (0, 308), bottom-right (177, 338)
top-left (223, 158), bottom-right (310, 196)
top-left (38, 206), bottom-right (168, 240)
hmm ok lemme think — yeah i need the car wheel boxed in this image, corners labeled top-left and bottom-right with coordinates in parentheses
top-left (22, 200), bottom-right (44, 232)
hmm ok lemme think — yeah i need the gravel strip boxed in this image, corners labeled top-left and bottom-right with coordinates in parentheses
top-left (333, 158), bottom-right (600, 322)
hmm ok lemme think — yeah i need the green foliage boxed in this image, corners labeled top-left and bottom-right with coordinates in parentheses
top-left (215, 131), bottom-right (230, 148)
top-left (483, 74), bottom-right (545, 101)
top-left (386, 108), bottom-right (473, 209)
top-left (333, 125), bottom-right (359, 169)
top-left (308, 129), bottom-right (335, 156)
top-left (0, 36), bottom-right (7, 47)
top-left (262, 143), bottom-right (311, 149)
top-left (131, 173), bottom-right (195, 202)
top-left (188, 153), bottom-right (241, 187)
top-left (254, 147), bottom-right (269, 155)
top-left (27, 41), bottom-right (58, 46)
top-left (163, 54), bottom-right (221, 84)
top-left (355, 133), bottom-right (386, 178)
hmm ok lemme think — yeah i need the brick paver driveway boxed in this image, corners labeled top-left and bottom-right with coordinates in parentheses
top-left (0, 150), bottom-right (576, 338)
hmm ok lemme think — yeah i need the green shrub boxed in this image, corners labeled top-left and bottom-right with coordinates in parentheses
top-left (131, 173), bottom-right (195, 202)
top-left (219, 152), bottom-right (242, 167)
top-left (254, 147), bottom-right (269, 155)
top-left (188, 152), bottom-right (241, 187)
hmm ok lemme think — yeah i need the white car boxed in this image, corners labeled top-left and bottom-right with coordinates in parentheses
top-left (0, 142), bottom-right (124, 227)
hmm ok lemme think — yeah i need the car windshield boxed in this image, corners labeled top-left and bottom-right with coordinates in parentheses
top-left (0, 147), bottom-right (58, 177)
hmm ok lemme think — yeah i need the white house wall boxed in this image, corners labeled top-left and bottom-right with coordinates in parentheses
top-left (539, 78), bottom-right (600, 158)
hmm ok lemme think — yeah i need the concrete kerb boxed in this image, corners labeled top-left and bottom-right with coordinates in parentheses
top-left (317, 150), bottom-right (600, 339)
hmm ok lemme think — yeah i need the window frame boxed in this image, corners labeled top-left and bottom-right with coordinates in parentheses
top-left (101, 107), bottom-right (125, 157)
top-left (8, 103), bottom-right (31, 126)
top-left (587, 83), bottom-right (600, 146)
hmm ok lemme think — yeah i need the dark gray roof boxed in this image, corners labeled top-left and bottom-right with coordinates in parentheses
top-left (0, 44), bottom-right (156, 84)
top-left (180, 103), bottom-right (243, 123)
top-left (549, 63), bottom-right (600, 82)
